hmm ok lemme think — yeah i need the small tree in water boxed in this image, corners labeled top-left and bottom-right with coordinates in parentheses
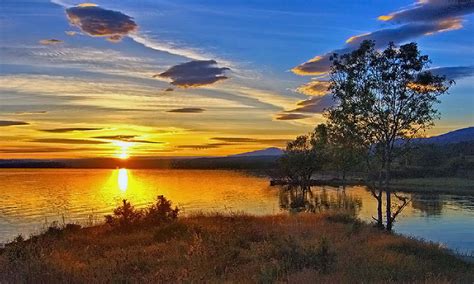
top-left (327, 40), bottom-right (452, 230)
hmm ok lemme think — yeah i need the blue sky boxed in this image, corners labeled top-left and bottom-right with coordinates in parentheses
top-left (0, 0), bottom-right (473, 158)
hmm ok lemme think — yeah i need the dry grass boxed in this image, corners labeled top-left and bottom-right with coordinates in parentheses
top-left (0, 212), bottom-right (472, 283)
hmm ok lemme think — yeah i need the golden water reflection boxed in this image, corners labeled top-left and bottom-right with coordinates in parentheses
top-left (1, 169), bottom-right (473, 253)
top-left (118, 168), bottom-right (128, 192)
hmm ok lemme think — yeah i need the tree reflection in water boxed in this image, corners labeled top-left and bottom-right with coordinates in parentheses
top-left (279, 186), bottom-right (362, 215)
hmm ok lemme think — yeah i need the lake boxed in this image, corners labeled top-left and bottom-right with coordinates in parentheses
top-left (1, 169), bottom-right (473, 254)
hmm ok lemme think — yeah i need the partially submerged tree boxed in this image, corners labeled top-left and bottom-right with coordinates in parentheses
top-left (327, 40), bottom-right (452, 230)
top-left (279, 134), bottom-right (319, 187)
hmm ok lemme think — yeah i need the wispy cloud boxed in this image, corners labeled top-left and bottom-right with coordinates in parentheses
top-left (275, 113), bottom-right (310, 120)
top-left (14, 111), bottom-right (48, 115)
top-left (93, 135), bottom-right (162, 144)
top-left (287, 95), bottom-right (336, 114)
top-left (292, 19), bottom-right (463, 75)
top-left (130, 33), bottom-right (217, 62)
top-left (0, 120), bottom-right (29, 127)
top-left (41, 127), bottom-right (103, 133)
top-left (167, 108), bottom-right (205, 113)
top-left (177, 142), bottom-right (233, 149)
top-left (295, 80), bottom-right (330, 96)
top-left (39, 39), bottom-right (63, 45)
top-left (211, 137), bottom-right (289, 144)
top-left (30, 138), bottom-right (107, 144)
top-left (378, 0), bottom-right (474, 24)
top-left (427, 66), bottom-right (474, 80)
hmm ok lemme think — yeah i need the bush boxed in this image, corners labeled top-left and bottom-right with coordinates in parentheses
top-left (144, 195), bottom-right (179, 225)
top-left (105, 196), bottom-right (179, 229)
top-left (105, 199), bottom-right (143, 228)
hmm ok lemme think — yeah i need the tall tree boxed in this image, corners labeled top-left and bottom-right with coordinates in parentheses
top-left (327, 40), bottom-right (452, 230)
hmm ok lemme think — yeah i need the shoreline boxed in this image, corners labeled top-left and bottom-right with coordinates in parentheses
top-left (269, 177), bottom-right (474, 195)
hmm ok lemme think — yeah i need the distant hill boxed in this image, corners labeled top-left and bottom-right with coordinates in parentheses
top-left (415, 127), bottom-right (474, 144)
top-left (230, 147), bottom-right (284, 157)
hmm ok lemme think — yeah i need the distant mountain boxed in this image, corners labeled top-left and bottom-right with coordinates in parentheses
top-left (415, 127), bottom-right (474, 144)
top-left (230, 147), bottom-right (284, 157)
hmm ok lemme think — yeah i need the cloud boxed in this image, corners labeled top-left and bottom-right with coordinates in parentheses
top-left (167, 108), bottom-right (205, 113)
top-left (177, 143), bottom-right (233, 149)
top-left (427, 66), bottom-right (474, 80)
top-left (378, 0), bottom-right (474, 24)
top-left (66, 5), bottom-right (138, 42)
top-left (292, 19), bottom-right (463, 75)
top-left (41, 127), bottom-right (103, 133)
top-left (275, 113), bottom-right (311, 120)
top-left (93, 135), bottom-right (162, 144)
top-left (211, 137), bottom-right (289, 144)
top-left (0, 120), bottom-right (29, 127)
top-left (30, 138), bottom-right (107, 144)
top-left (156, 60), bottom-right (230, 88)
top-left (288, 0), bottom-right (473, 120)
top-left (295, 80), bottom-right (330, 96)
top-left (14, 111), bottom-right (48, 115)
top-left (0, 147), bottom-right (102, 153)
top-left (93, 135), bottom-right (137, 140)
top-left (39, 39), bottom-right (63, 45)
top-left (288, 94), bottom-right (336, 113)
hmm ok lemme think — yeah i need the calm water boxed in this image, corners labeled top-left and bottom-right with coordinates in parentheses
top-left (1, 169), bottom-right (473, 254)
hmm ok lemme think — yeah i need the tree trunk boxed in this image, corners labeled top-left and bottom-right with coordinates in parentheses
top-left (385, 152), bottom-right (393, 231)
top-left (376, 190), bottom-right (384, 229)
top-left (375, 155), bottom-right (386, 229)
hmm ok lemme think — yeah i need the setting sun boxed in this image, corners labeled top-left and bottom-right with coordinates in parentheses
top-left (113, 140), bottom-right (131, 159)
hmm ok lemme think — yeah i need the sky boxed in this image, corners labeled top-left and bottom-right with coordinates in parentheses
top-left (0, 0), bottom-right (473, 159)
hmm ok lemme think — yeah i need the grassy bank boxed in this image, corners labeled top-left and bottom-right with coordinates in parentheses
top-left (390, 177), bottom-right (474, 194)
top-left (1, 213), bottom-right (472, 283)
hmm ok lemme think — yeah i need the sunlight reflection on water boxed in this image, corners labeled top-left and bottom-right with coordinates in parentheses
top-left (0, 169), bottom-right (473, 254)
top-left (118, 168), bottom-right (128, 192)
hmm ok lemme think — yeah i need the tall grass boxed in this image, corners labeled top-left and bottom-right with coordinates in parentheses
top-left (0, 197), bottom-right (472, 283)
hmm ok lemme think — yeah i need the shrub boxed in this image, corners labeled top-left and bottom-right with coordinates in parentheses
top-left (104, 196), bottom-right (179, 229)
top-left (144, 195), bottom-right (179, 225)
top-left (105, 199), bottom-right (143, 228)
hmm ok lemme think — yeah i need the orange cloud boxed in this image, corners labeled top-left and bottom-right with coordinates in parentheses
top-left (275, 113), bottom-right (310, 121)
top-left (295, 80), bottom-right (330, 96)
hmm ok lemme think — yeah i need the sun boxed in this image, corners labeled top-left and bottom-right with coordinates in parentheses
top-left (113, 140), bottom-right (132, 159)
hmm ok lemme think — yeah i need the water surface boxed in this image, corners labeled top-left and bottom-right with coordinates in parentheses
top-left (1, 169), bottom-right (473, 254)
